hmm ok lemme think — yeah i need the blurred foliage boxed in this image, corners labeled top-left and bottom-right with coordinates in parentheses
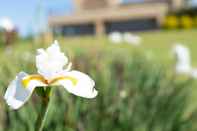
top-left (164, 15), bottom-right (179, 29)
top-left (0, 29), bottom-right (18, 47)
top-left (164, 7), bottom-right (197, 29)
top-left (163, 15), bottom-right (197, 29)
top-left (0, 31), bottom-right (4, 46)
top-left (0, 39), bottom-right (196, 131)
top-left (180, 15), bottom-right (193, 29)
top-left (175, 8), bottom-right (197, 17)
top-left (194, 16), bottom-right (197, 27)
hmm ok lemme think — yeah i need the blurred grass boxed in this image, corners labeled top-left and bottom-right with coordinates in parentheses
top-left (0, 29), bottom-right (197, 130)
top-left (56, 29), bottom-right (197, 111)
top-left (55, 29), bottom-right (197, 111)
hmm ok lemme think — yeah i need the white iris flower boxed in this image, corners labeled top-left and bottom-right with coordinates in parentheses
top-left (4, 40), bottom-right (98, 110)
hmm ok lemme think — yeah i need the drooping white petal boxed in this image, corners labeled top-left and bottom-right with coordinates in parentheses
top-left (56, 70), bottom-right (97, 98)
top-left (4, 72), bottom-right (46, 110)
top-left (36, 40), bottom-right (68, 79)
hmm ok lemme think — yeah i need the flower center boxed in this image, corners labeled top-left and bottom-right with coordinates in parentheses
top-left (22, 74), bottom-right (78, 88)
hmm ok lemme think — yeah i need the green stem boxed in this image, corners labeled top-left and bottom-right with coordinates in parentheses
top-left (35, 86), bottom-right (52, 131)
top-left (35, 96), bottom-right (49, 131)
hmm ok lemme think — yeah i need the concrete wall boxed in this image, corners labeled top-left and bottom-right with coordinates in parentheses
top-left (74, 0), bottom-right (108, 10)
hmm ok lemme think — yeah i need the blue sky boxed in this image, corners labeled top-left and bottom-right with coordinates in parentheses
top-left (0, 0), bottom-right (74, 36)
top-left (0, 0), bottom-right (197, 36)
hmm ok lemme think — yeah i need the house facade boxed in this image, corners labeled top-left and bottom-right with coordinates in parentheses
top-left (48, 0), bottom-right (185, 36)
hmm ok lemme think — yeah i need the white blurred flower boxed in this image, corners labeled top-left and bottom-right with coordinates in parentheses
top-left (4, 40), bottom-right (97, 110)
top-left (123, 32), bottom-right (141, 46)
top-left (173, 43), bottom-right (197, 79)
top-left (0, 17), bottom-right (15, 32)
top-left (173, 44), bottom-right (191, 74)
top-left (108, 32), bottom-right (123, 44)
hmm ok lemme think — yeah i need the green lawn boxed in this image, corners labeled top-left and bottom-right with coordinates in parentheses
top-left (139, 30), bottom-right (197, 66)
top-left (55, 29), bottom-right (197, 66)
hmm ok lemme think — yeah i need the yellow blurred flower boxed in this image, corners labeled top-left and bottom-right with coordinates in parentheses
top-left (180, 15), bottom-right (193, 29)
top-left (164, 15), bottom-right (179, 29)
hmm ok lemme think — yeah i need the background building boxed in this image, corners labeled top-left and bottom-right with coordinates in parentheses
top-left (49, 0), bottom-right (185, 36)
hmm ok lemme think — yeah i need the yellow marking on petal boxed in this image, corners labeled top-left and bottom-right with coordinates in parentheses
top-left (22, 74), bottom-right (77, 88)
top-left (49, 76), bottom-right (78, 86)
top-left (22, 75), bottom-right (47, 88)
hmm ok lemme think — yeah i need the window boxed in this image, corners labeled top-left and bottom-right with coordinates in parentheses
top-left (122, 0), bottom-right (145, 4)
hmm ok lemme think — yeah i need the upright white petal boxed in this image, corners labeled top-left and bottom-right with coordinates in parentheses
top-left (36, 40), bottom-right (68, 79)
top-left (4, 72), bottom-right (46, 110)
top-left (56, 70), bottom-right (97, 98)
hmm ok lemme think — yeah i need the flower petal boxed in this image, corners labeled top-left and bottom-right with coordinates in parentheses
top-left (4, 72), bottom-right (46, 110)
top-left (36, 40), bottom-right (68, 79)
top-left (56, 70), bottom-right (97, 98)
